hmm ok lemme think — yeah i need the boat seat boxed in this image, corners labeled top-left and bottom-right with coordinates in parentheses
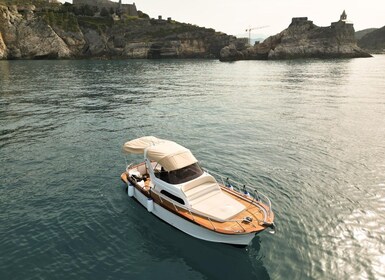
top-left (192, 192), bottom-right (246, 221)
top-left (182, 175), bottom-right (220, 202)
top-left (182, 174), bottom-right (245, 221)
top-left (136, 164), bottom-right (147, 175)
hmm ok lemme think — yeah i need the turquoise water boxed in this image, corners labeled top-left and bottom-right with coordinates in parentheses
top-left (1, 57), bottom-right (385, 279)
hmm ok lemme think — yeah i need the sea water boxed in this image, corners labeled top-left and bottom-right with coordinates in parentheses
top-left (1, 57), bottom-right (385, 279)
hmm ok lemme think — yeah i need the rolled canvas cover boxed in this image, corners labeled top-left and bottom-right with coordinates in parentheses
top-left (146, 141), bottom-right (198, 171)
top-left (122, 136), bottom-right (162, 154)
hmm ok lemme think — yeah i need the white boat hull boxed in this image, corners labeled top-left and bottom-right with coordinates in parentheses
top-left (130, 184), bottom-right (256, 246)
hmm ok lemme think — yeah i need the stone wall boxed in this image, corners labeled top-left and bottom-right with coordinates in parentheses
top-left (73, 0), bottom-right (137, 16)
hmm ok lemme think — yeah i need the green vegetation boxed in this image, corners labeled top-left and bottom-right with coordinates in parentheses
top-left (41, 10), bottom-right (79, 32)
top-left (137, 11), bottom-right (149, 19)
top-left (120, 14), bottom-right (139, 21)
top-left (100, 7), bottom-right (109, 17)
top-left (0, 0), bottom-right (58, 6)
top-left (77, 16), bottom-right (113, 33)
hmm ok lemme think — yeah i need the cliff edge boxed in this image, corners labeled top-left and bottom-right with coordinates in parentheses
top-left (357, 26), bottom-right (385, 53)
top-left (0, 2), bottom-right (235, 60)
top-left (220, 12), bottom-right (371, 61)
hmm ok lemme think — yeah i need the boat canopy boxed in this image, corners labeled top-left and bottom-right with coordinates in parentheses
top-left (123, 136), bottom-right (198, 171)
top-left (123, 136), bottom-right (162, 154)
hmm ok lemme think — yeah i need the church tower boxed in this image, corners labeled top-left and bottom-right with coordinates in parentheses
top-left (340, 10), bottom-right (347, 21)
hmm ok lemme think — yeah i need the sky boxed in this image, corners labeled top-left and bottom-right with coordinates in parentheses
top-left (60, 0), bottom-right (385, 37)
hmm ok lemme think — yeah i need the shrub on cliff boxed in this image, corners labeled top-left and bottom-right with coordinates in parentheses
top-left (100, 7), bottom-right (109, 17)
top-left (137, 11), bottom-right (149, 19)
top-left (42, 10), bottom-right (79, 32)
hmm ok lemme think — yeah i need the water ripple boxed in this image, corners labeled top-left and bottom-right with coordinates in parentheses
top-left (1, 57), bottom-right (385, 279)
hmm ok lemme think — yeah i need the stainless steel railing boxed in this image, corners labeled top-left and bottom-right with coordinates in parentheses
top-left (202, 168), bottom-right (273, 219)
top-left (125, 163), bottom-right (273, 232)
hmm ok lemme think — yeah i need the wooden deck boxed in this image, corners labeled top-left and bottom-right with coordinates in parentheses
top-left (121, 172), bottom-right (274, 235)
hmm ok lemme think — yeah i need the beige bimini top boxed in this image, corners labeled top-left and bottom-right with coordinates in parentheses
top-left (123, 136), bottom-right (198, 171)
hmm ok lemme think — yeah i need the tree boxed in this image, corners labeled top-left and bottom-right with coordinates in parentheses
top-left (100, 7), bottom-right (109, 17)
top-left (81, 4), bottom-right (94, 16)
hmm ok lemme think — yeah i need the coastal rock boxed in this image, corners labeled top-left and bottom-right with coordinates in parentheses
top-left (0, 3), bottom-right (235, 59)
top-left (0, 4), bottom-right (71, 59)
top-left (355, 28), bottom-right (377, 41)
top-left (219, 45), bottom-right (243, 61)
top-left (123, 42), bottom-right (148, 58)
top-left (220, 13), bottom-right (371, 61)
top-left (0, 31), bottom-right (6, 59)
top-left (82, 28), bottom-right (108, 56)
top-left (12, 19), bottom-right (71, 59)
top-left (358, 26), bottom-right (385, 53)
top-left (51, 27), bottom-right (87, 55)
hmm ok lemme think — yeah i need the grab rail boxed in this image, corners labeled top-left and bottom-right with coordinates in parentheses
top-left (125, 163), bottom-right (273, 232)
top-left (154, 191), bottom-right (245, 232)
top-left (153, 185), bottom-right (269, 233)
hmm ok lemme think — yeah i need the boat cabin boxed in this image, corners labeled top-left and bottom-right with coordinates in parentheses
top-left (123, 137), bottom-right (246, 221)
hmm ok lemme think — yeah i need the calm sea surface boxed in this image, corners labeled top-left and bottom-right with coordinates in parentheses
top-left (1, 56), bottom-right (385, 280)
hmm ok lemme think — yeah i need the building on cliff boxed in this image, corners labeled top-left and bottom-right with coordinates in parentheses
top-left (72, 0), bottom-right (138, 16)
top-left (290, 17), bottom-right (313, 25)
top-left (219, 10), bottom-right (371, 61)
top-left (331, 10), bottom-right (353, 29)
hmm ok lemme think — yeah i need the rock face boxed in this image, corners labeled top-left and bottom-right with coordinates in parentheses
top-left (358, 26), bottom-right (385, 53)
top-left (0, 4), bottom-right (234, 59)
top-left (0, 31), bottom-right (6, 58)
top-left (355, 28), bottom-right (377, 41)
top-left (0, 5), bottom-right (72, 59)
top-left (220, 15), bottom-right (371, 61)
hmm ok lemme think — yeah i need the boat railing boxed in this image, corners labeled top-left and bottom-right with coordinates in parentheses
top-left (153, 182), bottom-right (272, 234)
top-left (155, 190), bottom-right (246, 233)
top-left (202, 168), bottom-right (273, 219)
top-left (125, 163), bottom-right (272, 233)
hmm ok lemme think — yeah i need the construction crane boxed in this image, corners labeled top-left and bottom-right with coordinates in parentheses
top-left (245, 26), bottom-right (269, 45)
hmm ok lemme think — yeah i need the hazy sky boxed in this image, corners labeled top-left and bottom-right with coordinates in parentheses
top-left (60, 0), bottom-right (384, 37)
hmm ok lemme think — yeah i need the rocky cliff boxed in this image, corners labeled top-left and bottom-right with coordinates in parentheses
top-left (357, 26), bottom-right (385, 53)
top-left (220, 17), bottom-right (371, 61)
top-left (355, 28), bottom-right (377, 41)
top-left (0, 3), bottom-right (235, 59)
top-left (0, 5), bottom-right (72, 59)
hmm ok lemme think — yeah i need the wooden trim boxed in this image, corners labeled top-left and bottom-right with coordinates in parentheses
top-left (121, 167), bottom-right (274, 235)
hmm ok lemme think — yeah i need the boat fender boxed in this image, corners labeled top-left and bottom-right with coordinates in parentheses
top-left (147, 198), bottom-right (154, 212)
top-left (263, 222), bottom-right (276, 234)
top-left (225, 178), bottom-right (234, 190)
top-left (242, 185), bottom-right (251, 196)
top-left (128, 184), bottom-right (134, 197)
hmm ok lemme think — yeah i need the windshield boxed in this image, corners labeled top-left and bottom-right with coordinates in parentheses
top-left (157, 163), bottom-right (204, 184)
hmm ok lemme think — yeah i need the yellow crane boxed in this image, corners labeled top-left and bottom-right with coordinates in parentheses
top-left (245, 26), bottom-right (269, 45)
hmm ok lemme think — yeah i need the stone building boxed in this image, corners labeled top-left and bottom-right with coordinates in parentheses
top-left (331, 10), bottom-right (353, 29)
top-left (72, 0), bottom-right (138, 16)
top-left (291, 17), bottom-right (312, 25)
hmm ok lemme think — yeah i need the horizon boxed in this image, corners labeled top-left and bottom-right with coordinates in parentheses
top-left (58, 0), bottom-right (384, 37)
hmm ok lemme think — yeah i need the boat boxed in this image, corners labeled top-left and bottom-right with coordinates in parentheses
top-left (120, 136), bottom-right (275, 246)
